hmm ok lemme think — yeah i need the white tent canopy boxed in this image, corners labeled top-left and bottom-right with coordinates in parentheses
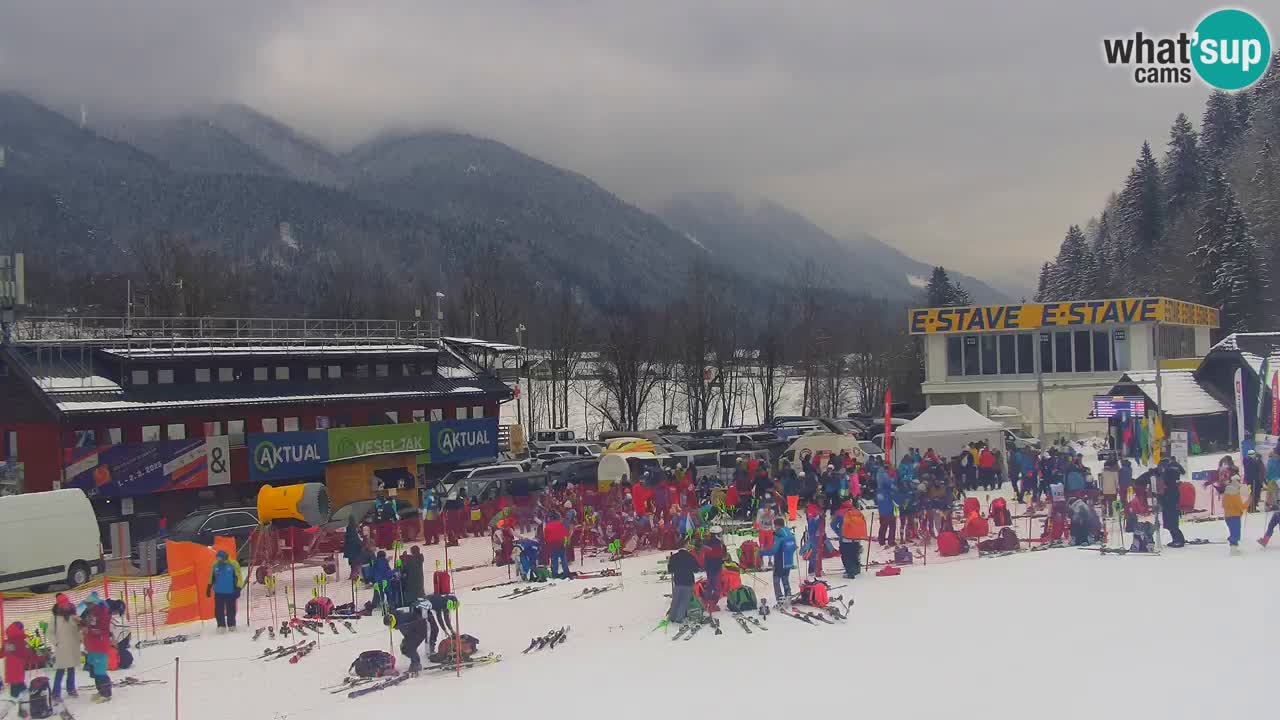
top-left (892, 404), bottom-right (1004, 464)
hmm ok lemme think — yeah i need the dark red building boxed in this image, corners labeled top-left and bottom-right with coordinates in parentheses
top-left (0, 317), bottom-right (514, 540)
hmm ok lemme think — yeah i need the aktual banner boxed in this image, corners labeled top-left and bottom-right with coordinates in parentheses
top-left (63, 436), bottom-right (230, 498)
top-left (248, 431), bottom-right (328, 481)
top-left (430, 418), bottom-right (499, 464)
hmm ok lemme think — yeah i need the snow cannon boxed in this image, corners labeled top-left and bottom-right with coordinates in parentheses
top-left (257, 483), bottom-right (330, 527)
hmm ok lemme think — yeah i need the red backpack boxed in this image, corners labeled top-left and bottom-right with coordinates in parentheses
top-left (433, 569), bottom-right (452, 595)
top-left (990, 498), bottom-right (1012, 527)
top-left (799, 581), bottom-right (829, 608)
top-left (937, 530), bottom-right (963, 557)
top-left (1178, 482), bottom-right (1196, 512)
top-left (738, 540), bottom-right (761, 569)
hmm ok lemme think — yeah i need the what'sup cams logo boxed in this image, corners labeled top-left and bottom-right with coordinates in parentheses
top-left (1104, 9), bottom-right (1271, 89)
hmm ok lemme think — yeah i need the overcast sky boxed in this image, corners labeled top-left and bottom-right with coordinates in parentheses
top-left (2, 0), bottom-right (1242, 286)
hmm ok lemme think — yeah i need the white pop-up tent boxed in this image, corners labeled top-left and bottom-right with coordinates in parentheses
top-left (891, 404), bottom-right (1004, 464)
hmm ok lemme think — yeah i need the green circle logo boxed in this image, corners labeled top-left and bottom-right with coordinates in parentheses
top-left (1192, 9), bottom-right (1271, 90)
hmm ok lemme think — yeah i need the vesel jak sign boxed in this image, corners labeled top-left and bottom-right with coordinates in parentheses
top-left (431, 418), bottom-right (499, 463)
top-left (63, 436), bottom-right (230, 498)
top-left (328, 424), bottom-right (431, 464)
top-left (249, 431), bottom-right (328, 481)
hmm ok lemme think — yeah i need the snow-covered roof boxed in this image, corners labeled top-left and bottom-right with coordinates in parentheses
top-left (99, 344), bottom-right (435, 358)
top-left (1209, 332), bottom-right (1280, 353)
top-left (1113, 370), bottom-right (1228, 417)
top-left (56, 386), bottom-right (496, 414)
top-left (442, 337), bottom-right (524, 353)
top-left (35, 375), bottom-right (122, 392)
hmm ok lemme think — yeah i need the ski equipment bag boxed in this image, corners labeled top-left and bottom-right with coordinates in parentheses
top-left (738, 540), bottom-right (761, 569)
top-left (799, 581), bottom-right (829, 608)
top-left (351, 650), bottom-right (397, 678)
top-left (726, 586), bottom-right (758, 613)
top-left (432, 569), bottom-right (452, 595)
top-left (27, 676), bottom-right (52, 719)
top-left (305, 596), bottom-right (335, 618)
top-left (893, 546), bottom-right (914, 564)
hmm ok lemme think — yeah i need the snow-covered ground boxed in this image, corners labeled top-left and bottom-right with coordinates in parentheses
top-left (48, 449), bottom-right (1277, 720)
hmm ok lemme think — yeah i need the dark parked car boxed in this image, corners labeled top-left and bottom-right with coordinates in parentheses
top-left (140, 507), bottom-right (259, 573)
top-left (309, 499), bottom-right (422, 553)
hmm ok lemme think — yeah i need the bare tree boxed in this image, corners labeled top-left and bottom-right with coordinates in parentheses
top-left (673, 262), bottom-right (721, 430)
top-left (547, 285), bottom-right (589, 428)
top-left (592, 309), bottom-right (663, 430)
top-left (753, 295), bottom-right (790, 425)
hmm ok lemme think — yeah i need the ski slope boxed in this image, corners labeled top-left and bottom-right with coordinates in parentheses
top-left (64, 483), bottom-right (1275, 720)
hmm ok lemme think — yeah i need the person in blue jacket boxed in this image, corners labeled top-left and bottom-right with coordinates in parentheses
top-left (369, 550), bottom-right (394, 609)
top-left (821, 467), bottom-right (842, 516)
top-left (770, 518), bottom-right (796, 603)
top-left (803, 505), bottom-right (823, 575)
top-left (875, 466), bottom-right (896, 545)
top-left (1259, 447), bottom-right (1280, 546)
top-left (515, 538), bottom-right (540, 581)
top-left (205, 550), bottom-right (242, 632)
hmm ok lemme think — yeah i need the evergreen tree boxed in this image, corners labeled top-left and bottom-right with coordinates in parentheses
top-left (1202, 90), bottom-right (1244, 160)
top-left (1248, 139), bottom-right (1280, 300)
top-left (1091, 210), bottom-right (1117, 296)
top-left (1162, 113), bottom-right (1203, 217)
top-left (1195, 166), bottom-right (1264, 331)
top-left (1034, 262), bottom-right (1052, 302)
top-left (924, 266), bottom-right (971, 307)
top-left (1114, 142), bottom-right (1164, 290)
top-left (1050, 225), bottom-right (1092, 299)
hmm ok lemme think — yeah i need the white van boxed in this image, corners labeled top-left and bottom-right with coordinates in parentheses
top-left (0, 489), bottom-right (103, 591)
top-left (596, 452), bottom-right (665, 489)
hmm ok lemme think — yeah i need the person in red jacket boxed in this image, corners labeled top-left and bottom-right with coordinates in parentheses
top-left (978, 446), bottom-right (997, 491)
top-left (3, 621), bottom-right (31, 714)
top-left (79, 593), bottom-right (113, 702)
top-left (544, 517), bottom-right (570, 578)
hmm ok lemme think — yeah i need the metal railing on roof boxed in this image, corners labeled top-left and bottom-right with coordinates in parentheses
top-left (9, 316), bottom-right (442, 351)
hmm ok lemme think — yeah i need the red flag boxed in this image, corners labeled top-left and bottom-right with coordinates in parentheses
top-left (883, 389), bottom-right (893, 457)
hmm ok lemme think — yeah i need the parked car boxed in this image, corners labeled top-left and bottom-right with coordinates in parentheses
top-left (716, 449), bottom-right (772, 485)
top-left (444, 472), bottom-right (548, 509)
top-left (545, 457), bottom-right (601, 489)
top-left (664, 449), bottom-right (721, 483)
top-left (439, 463), bottom-right (529, 489)
top-left (310, 499), bottom-right (422, 553)
top-left (530, 428), bottom-right (577, 452)
top-left (547, 442), bottom-right (604, 458)
top-left (852, 440), bottom-right (885, 465)
top-left (1004, 428), bottom-right (1042, 451)
top-left (532, 451), bottom-right (573, 467)
top-left (140, 507), bottom-right (259, 573)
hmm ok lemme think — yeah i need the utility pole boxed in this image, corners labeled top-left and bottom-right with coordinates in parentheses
top-left (515, 324), bottom-right (526, 429)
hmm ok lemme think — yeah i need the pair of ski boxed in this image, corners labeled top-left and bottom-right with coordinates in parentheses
top-left (258, 640), bottom-right (315, 662)
top-left (346, 655), bottom-right (503, 698)
top-left (574, 585), bottom-right (618, 599)
top-left (1092, 547), bottom-right (1160, 556)
top-left (671, 616), bottom-right (720, 640)
top-left (521, 626), bottom-right (570, 653)
top-left (731, 613), bottom-right (768, 634)
top-left (570, 569), bottom-right (620, 579)
top-left (472, 580), bottom-right (520, 592)
top-left (499, 584), bottom-right (555, 599)
top-left (135, 634), bottom-right (197, 649)
top-left (116, 677), bottom-right (166, 688)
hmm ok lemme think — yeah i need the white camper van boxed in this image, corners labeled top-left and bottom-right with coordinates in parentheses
top-left (0, 489), bottom-right (102, 591)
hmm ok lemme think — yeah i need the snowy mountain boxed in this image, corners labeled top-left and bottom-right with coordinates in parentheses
top-left (658, 193), bottom-right (1008, 304)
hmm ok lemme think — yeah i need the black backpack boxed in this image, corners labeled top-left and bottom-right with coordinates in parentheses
top-left (350, 650), bottom-right (397, 678)
top-left (28, 677), bottom-right (52, 719)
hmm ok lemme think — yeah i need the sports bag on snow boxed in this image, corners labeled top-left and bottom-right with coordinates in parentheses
top-left (798, 581), bottom-right (829, 608)
top-left (990, 498), bottom-right (1012, 527)
top-left (305, 596), bottom-right (335, 618)
top-left (27, 676), bottom-right (52, 719)
top-left (350, 650), bottom-right (397, 678)
top-left (738, 540), bottom-right (761, 569)
top-left (937, 530), bottom-right (963, 557)
top-left (893, 546), bottom-right (914, 564)
top-left (726, 586), bottom-right (758, 612)
top-left (433, 569), bottom-right (452, 595)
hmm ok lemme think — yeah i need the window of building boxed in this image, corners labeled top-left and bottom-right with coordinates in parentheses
top-left (375, 364), bottom-right (389, 378)
top-left (471, 406), bottom-right (484, 418)
top-left (1073, 330), bottom-right (1092, 373)
top-left (307, 367), bottom-right (321, 380)
top-left (315, 416), bottom-right (331, 430)
top-left (380, 411), bottom-right (398, 424)
top-left (333, 414), bottom-right (351, 428)
top-left (1054, 331), bottom-right (1072, 373)
top-left (421, 363), bottom-right (435, 376)
top-left (430, 409), bottom-right (443, 422)
top-left (283, 417), bottom-right (299, 432)
top-left (455, 407), bottom-right (467, 420)
top-left (74, 430), bottom-right (96, 447)
top-left (275, 367), bottom-right (290, 381)
top-left (997, 335), bottom-right (1015, 375)
top-left (1158, 325), bottom-right (1196, 359)
top-left (261, 418), bottom-right (278, 433)
top-left (1017, 333), bottom-right (1034, 374)
top-left (131, 369), bottom-right (149, 385)
top-left (157, 369), bottom-right (174, 384)
top-left (195, 368), bottom-right (211, 383)
top-left (5, 431), bottom-right (16, 460)
top-left (142, 425), bottom-right (161, 442)
top-left (166, 424), bottom-right (186, 441)
top-left (228, 420), bottom-right (246, 447)
top-left (946, 337), bottom-right (963, 377)
top-left (962, 336), bottom-right (980, 375)
top-left (1092, 330), bottom-right (1112, 372)
top-left (1039, 333), bottom-right (1053, 374)
top-left (253, 367), bottom-right (268, 382)
top-left (403, 363), bottom-right (417, 377)
top-left (204, 421), bottom-right (223, 436)
top-left (980, 336), bottom-right (997, 375)
top-left (355, 365), bottom-right (369, 379)
top-left (412, 409), bottom-right (426, 423)
top-left (106, 428), bottom-right (122, 445)
top-left (327, 365), bottom-right (341, 379)
top-left (218, 368), bottom-right (234, 382)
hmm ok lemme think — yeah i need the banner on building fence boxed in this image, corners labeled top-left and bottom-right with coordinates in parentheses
top-left (328, 424), bottom-right (431, 464)
top-left (1234, 368), bottom-right (1248, 453)
top-left (248, 431), bottom-right (328, 482)
top-left (1169, 430), bottom-right (1189, 463)
top-left (63, 436), bottom-right (230, 498)
top-left (430, 418), bottom-right (499, 464)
